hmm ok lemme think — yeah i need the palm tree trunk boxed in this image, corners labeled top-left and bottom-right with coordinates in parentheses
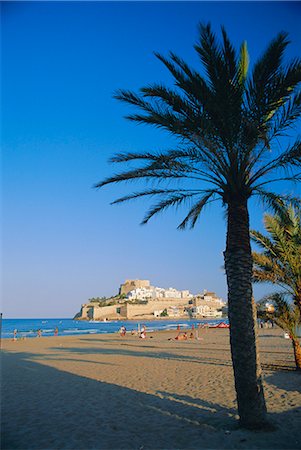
top-left (224, 199), bottom-right (267, 429)
top-left (292, 338), bottom-right (301, 370)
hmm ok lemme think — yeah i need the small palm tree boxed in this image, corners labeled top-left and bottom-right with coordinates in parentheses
top-left (251, 206), bottom-right (301, 369)
top-left (252, 205), bottom-right (301, 313)
top-left (97, 24), bottom-right (301, 428)
top-left (258, 294), bottom-right (301, 369)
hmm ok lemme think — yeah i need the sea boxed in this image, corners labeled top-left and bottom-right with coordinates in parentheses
top-left (0, 317), bottom-right (228, 340)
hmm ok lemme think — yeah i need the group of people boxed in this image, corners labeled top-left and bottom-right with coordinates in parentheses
top-left (12, 327), bottom-right (59, 341)
top-left (173, 324), bottom-right (204, 341)
top-left (259, 320), bottom-right (274, 329)
top-left (174, 331), bottom-right (195, 340)
top-left (119, 324), bottom-right (147, 339)
top-left (119, 322), bottom-right (207, 341)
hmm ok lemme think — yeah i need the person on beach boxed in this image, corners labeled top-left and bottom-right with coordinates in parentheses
top-left (175, 332), bottom-right (188, 341)
top-left (13, 329), bottom-right (18, 341)
top-left (54, 327), bottom-right (58, 336)
top-left (37, 329), bottom-right (42, 338)
top-left (119, 326), bottom-right (126, 337)
top-left (140, 324), bottom-right (146, 339)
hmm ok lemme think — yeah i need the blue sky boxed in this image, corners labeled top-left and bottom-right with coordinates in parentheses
top-left (2, 1), bottom-right (301, 318)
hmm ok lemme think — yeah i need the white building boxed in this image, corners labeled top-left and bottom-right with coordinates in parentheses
top-left (127, 287), bottom-right (153, 300)
top-left (191, 305), bottom-right (223, 318)
top-left (167, 305), bottom-right (182, 317)
top-left (126, 284), bottom-right (192, 301)
top-left (163, 288), bottom-right (182, 298)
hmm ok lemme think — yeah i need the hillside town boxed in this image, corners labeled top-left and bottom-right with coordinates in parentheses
top-left (74, 279), bottom-right (227, 321)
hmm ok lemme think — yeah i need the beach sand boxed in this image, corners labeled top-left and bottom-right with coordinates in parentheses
top-left (1, 328), bottom-right (301, 449)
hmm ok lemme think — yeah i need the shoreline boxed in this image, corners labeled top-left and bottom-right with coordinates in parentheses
top-left (1, 317), bottom-right (229, 340)
top-left (75, 316), bottom-right (228, 322)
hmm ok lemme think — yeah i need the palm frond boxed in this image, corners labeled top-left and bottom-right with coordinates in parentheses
top-left (253, 189), bottom-right (301, 214)
top-left (250, 139), bottom-right (301, 186)
top-left (221, 26), bottom-right (237, 79)
top-left (272, 139), bottom-right (301, 169)
top-left (114, 89), bottom-right (152, 111)
top-left (166, 147), bottom-right (228, 185)
top-left (271, 91), bottom-right (301, 137)
top-left (114, 88), bottom-right (190, 137)
top-left (247, 32), bottom-right (290, 115)
top-left (109, 151), bottom-right (161, 164)
top-left (140, 84), bottom-right (196, 119)
top-left (238, 41), bottom-right (249, 86)
top-left (111, 188), bottom-right (201, 205)
top-left (95, 163), bottom-right (202, 189)
top-left (140, 192), bottom-right (200, 225)
top-left (246, 33), bottom-right (301, 142)
top-left (253, 268), bottom-right (278, 284)
top-left (194, 23), bottom-right (245, 149)
top-left (252, 252), bottom-right (286, 284)
top-left (154, 51), bottom-right (213, 108)
top-left (251, 231), bottom-right (277, 256)
top-left (253, 174), bottom-right (301, 190)
top-left (195, 23), bottom-right (223, 89)
top-left (177, 191), bottom-right (217, 229)
top-left (105, 147), bottom-right (228, 190)
top-left (253, 32), bottom-right (289, 84)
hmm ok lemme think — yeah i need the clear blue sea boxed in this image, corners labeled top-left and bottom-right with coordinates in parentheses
top-left (0, 318), bottom-right (228, 339)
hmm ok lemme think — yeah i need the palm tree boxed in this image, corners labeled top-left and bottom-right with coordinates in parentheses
top-left (252, 205), bottom-right (301, 313)
top-left (96, 24), bottom-right (301, 428)
top-left (257, 295), bottom-right (301, 370)
top-left (251, 206), bottom-right (301, 369)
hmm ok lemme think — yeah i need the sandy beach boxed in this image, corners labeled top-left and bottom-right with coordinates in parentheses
top-left (1, 327), bottom-right (301, 450)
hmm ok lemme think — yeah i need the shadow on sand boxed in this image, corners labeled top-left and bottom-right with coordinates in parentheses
top-left (1, 351), bottom-right (300, 449)
top-left (48, 344), bottom-right (295, 371)
top-left (264, 371), bottom-right (301, 393)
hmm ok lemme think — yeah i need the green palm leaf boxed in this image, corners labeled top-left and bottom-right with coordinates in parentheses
top-left (251, 204), bottom-right (301, 311)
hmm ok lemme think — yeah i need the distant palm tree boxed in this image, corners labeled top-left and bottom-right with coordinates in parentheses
top-left (251, 206), bottom-right (301, 369)
top-left (257, 295), bottom-right (301, 369)
top-left (96, 24), bottom-right (301, 428)
top-left (252, 205), bottom-right (301, 313)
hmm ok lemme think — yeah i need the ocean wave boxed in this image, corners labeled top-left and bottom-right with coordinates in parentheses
top-left (63, 329), bottom-right (98, 334)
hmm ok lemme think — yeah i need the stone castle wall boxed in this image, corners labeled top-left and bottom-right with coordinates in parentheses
top-left (92, 304), bottom-right (121, 320)
top-left (92, 297), bottom-right (190, 320)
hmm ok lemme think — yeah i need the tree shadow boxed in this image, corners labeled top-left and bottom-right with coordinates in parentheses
top-left (2, 351), bottom-right (300, 449)
top-left (49, 345), bottom-right (234, 368)
top-left (31, 354), bottom-right (118, 366)
top-left (1, 350), bottom-right (235, 450)
top-left (261, 362), bottom-right (296, 371)
top-left (51, 344), bottom-right (295, 371)
top-left (264, 371), bottom-right (301, 393)
top-left (258, 334), bottom-right (281, 339)
top-left (156, 391), bottom-right (237, 417)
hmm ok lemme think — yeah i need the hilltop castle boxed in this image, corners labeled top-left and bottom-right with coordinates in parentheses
top-left (75, 279), bottom-right (226, 321)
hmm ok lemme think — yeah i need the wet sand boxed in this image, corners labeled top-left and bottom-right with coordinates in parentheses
top-left (1, 328), bottom-right (301, 449)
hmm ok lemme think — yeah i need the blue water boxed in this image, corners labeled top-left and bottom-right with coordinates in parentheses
top-left (0, 318), bottom-right (228, 339)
